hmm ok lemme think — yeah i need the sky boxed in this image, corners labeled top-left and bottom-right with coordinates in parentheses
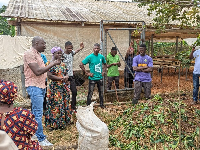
top-left (0, 0), bottom-right (8, 7)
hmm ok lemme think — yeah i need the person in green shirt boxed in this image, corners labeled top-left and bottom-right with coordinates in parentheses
top-left (79, 43), bottom-right (107, 108)
top-left (107, 47), bottom-right (121, 90)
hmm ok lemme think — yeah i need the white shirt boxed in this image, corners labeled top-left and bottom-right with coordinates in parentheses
top-left (193, 49), bottom-right (200, 74)
top-left (63, 50), bottom-right (76, 76)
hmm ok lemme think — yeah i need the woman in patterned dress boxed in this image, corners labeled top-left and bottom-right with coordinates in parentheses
top-left (0, 80), bottom-right (42, 150)
top-left (45, 47), bottom-right (72, 130)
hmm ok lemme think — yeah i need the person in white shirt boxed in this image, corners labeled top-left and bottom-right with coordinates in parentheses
top-left (62, 41), bottom-right (84, 110)
top-left (189, 46), bottom-right (200, 105)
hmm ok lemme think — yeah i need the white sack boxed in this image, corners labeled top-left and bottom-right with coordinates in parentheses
top-left (76, 102), bottom-right (109, 150)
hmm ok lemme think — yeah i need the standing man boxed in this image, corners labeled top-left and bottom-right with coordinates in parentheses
top-left (79, 43), bottom-right (107, 108)
top-left (132, 44), bottom-right (153, 104)
top-left (62, 41), bottom-right (84, 110)
top-left (24, 36), bottom-right (60, 146)
top-left (107, 47), bottom-right (121, 90)
top-left (189, 46), bottom-right (200, 105)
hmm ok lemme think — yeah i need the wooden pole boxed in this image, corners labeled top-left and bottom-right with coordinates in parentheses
top-left (151, 34), bottom-right (154, 58)
top-left (175, 36), bottom-right (179, 55)
top-left (178, 67), bottom-right (182, 148)
top-left (113, 80), bottom-right (119, 102)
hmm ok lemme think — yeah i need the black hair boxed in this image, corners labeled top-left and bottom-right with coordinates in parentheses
top-left (94, 43), bottom-right (100, 47)
top-left (32, 36), bottom-right (43, 46)
top-left (140, 44), bottom-right (146, 49)
top-left (65, 41), bottom-right (72, 47)
top-left (111, 47), bottom-right (117, 50)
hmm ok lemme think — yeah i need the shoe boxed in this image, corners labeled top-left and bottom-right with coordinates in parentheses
top-left (191, 101), bottom-right (198, 105)
top-left (39, 139), bottom-right (53, 146)
top-left (132, 99), bottom-right (138, 105)
top-left (31, 135), bottom-right (38, 141)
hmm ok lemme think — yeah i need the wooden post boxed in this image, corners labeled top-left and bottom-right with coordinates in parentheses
top-left (20, 65), bottom-right (27, 98)
top-left (151, 35), bottom-right (154, 78)
top-left (16, 18), bottom-right (21, 36)
top-left (151, 34), bottom-right (154, 58)
top-left (175, 36), bottom-right (179, 55)
top-left (148, 38), bottom-right (150, 56)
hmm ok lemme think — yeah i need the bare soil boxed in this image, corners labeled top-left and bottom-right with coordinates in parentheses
top-left (17, 67), bottom-right (200, 150)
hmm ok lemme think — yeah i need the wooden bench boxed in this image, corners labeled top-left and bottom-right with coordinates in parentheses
top-left (153, 55), bottom-right (181, 82)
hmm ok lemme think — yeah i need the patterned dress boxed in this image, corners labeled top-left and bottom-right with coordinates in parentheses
top-left (45, 62), bottom-right (72, 129)
top-left (0, 107), bottom-right (42, 150)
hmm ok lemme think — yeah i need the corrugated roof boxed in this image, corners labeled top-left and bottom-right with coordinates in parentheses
top-left (1, 0), bottom-right (155, 24)
top-left (2, 0), bottom-right (199, 26)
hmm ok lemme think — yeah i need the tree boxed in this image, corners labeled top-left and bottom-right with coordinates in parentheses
top-left (0, 5), bottom-right (15, 36)
top-left (134, 0), bottom-right (200, 31)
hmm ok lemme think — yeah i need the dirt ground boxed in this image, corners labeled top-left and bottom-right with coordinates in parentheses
top-left (39, 67), bottom-right (200, 150)
top-left (14, 66), bottom-right (199, 149)
top-left (76, 67), bottom-right (199, 108)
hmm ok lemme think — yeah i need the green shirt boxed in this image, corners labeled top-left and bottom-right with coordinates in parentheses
top-left (82, 53), bottom-right (106, 80)
top-left (107, 52), bottom-right (120, 77)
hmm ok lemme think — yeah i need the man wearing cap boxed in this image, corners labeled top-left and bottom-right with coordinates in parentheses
top-left (132, 44), bottom-right (153, 104)
top-left (107, 46), bottom-right (121, 90)
top-left (189, 46), bottom-right (200, 105)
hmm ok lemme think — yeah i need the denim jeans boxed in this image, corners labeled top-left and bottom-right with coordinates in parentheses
top-left (26, 86), bottom-right (46, 142)
top-left (87, 79), bottom-right (103, 106)
top-left (193, 73), bottom-right (200, 102)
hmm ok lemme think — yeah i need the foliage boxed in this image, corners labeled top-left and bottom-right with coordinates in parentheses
top-left (152, 42), bottom-right (177, 56)
top-left (143, 40), bottom-right (192, 67)
top-left (76, 100), bottom-right (87, 106)
top-left (0, 5), bottom-right (15, 36)
top-left (194, 34), bottom-right (200, 46)
top-left (134, 0), bottom-right (200, 31)
top-left (108, 94), bottom-right (200, 149)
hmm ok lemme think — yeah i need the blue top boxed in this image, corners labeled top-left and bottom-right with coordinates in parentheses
top-left (82, 53), bottom-right (106, 80)
top-left (132, 54), bottom-right (153, 82)
top-left (41, 53), bottom-right (47, 64)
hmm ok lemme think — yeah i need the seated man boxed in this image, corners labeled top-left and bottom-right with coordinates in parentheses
top-left (132, 44), bottom-right (153, 104)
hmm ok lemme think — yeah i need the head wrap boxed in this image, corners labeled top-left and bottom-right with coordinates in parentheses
top-left (0, 80), bottom-right (18, 105)
top-left (51, 47), bottom-right (63, 54)
top-left (51, 47), bottom-right (64, 60)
